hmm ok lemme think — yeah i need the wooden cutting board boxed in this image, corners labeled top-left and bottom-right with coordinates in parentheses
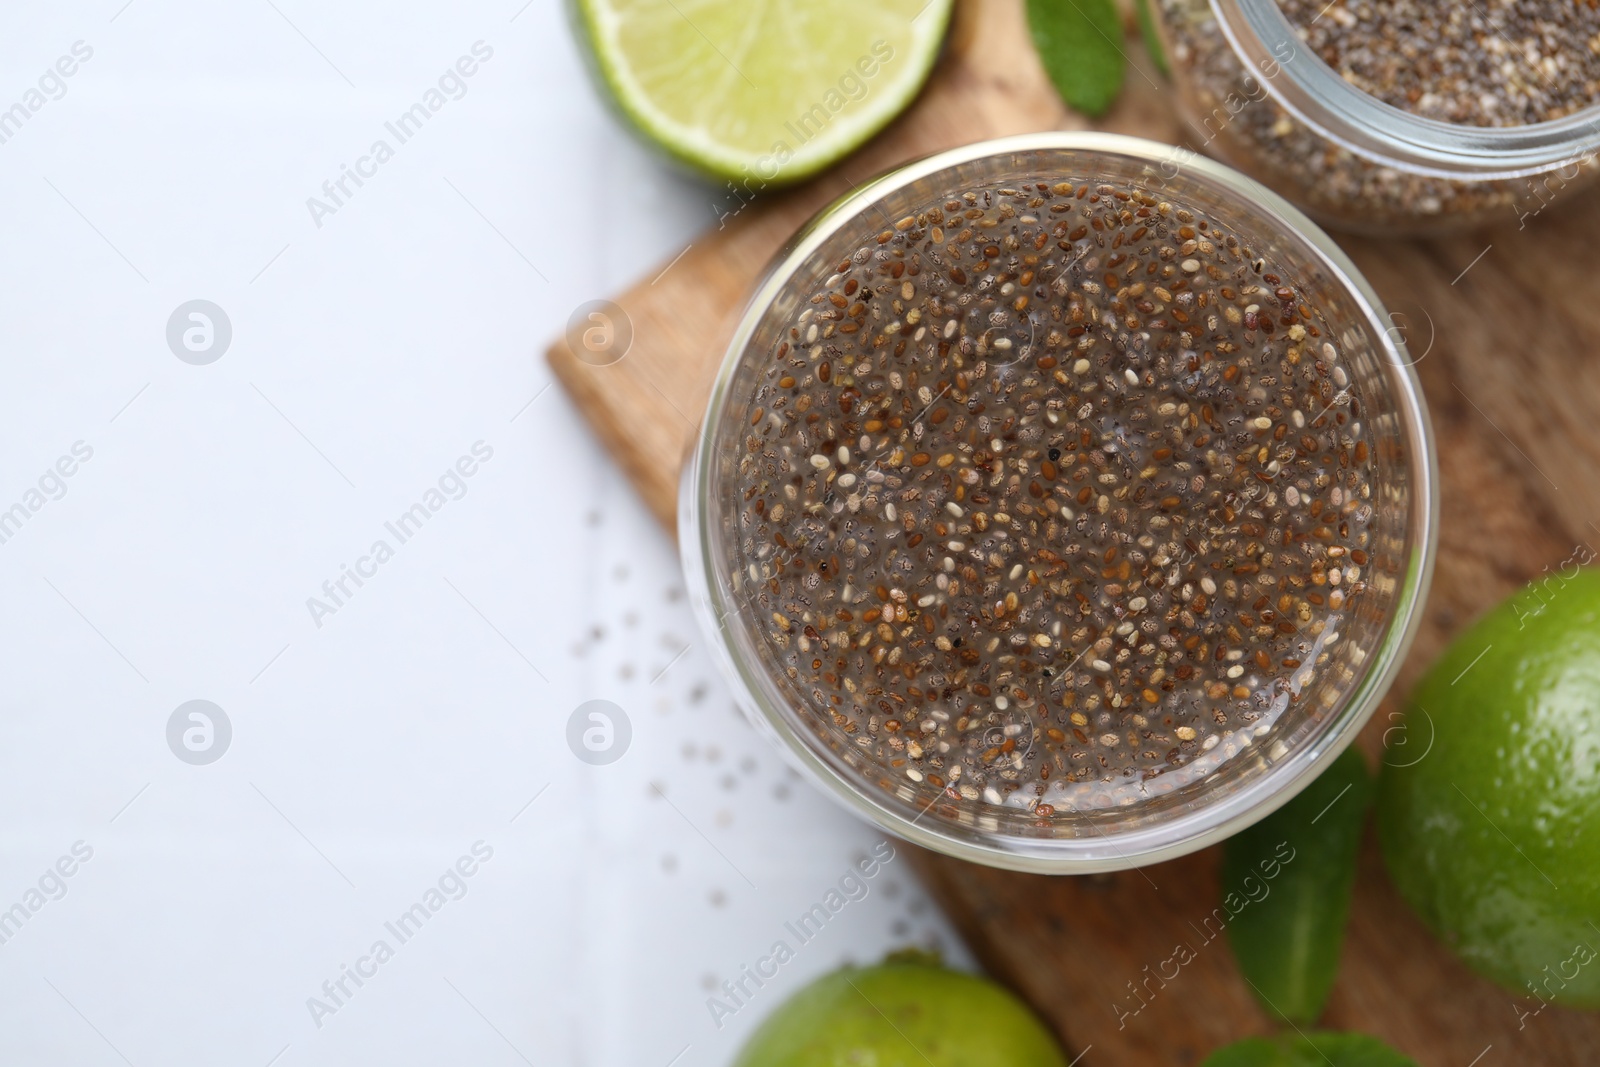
top-left (548, 1), bottom-right (1600, 1062)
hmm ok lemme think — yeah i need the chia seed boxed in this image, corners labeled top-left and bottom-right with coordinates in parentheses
top-left (1156, 0), bottom-right (1600, 227)
top-left (1281, 0), bottom-right (1600, 127)
top-left (716, 180), bottom-right (1375, 816)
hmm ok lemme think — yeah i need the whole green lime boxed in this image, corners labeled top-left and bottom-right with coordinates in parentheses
top-left (732, 952), bottom-right (1066, 1066)
top-left (1378, 567), bottom-right (1600, 1007)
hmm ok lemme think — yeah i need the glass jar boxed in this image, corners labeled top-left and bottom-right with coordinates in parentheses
top-left (1147, 0), bottom-right (1600, 232)
top-left (680, 133), bottom-right (1436, 873)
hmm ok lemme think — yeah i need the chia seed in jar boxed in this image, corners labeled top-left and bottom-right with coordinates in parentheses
top-left (1281, 0), bottom-right (1600, 127)
top-left (1151, 0), bottom-right (1600, 230)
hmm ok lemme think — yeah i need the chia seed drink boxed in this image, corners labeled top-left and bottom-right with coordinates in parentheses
top-left (683, 136), bottom-right (1434, 871)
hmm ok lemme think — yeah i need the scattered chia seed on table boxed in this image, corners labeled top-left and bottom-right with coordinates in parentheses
top-left (722, 181), bottom-right (1374, 815)
top-left (1279, 0), bottom-right (1600, 127)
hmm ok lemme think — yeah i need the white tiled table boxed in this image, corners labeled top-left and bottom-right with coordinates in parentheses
top-left (0, 3), bottom-right (967, 1063)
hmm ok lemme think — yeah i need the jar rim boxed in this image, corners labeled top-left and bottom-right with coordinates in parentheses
top-left (1218, 0), bottom-right (1600, 179)
top-left (680, 133), bottom-right (1437, 873)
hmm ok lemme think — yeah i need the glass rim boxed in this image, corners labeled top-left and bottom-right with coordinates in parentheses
top-left (680, 132), bottom-right (1438, 873)
top-left (1219, 0), bottom-right (1600, 180)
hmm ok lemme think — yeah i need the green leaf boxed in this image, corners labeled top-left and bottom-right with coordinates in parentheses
top-left (1026, 0), bottom-right (1127, 118)
top-left (1201, 1031), bottom-right (1418, 1067)
top-left (1134, 0), bottom-right (1170, 76)
top-left (1223, 746), bottom-right (1374, 1025)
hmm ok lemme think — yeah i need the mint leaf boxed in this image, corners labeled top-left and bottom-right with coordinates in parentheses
top-left (1026, 0), bottom-right (1127, 118)
top-left (1223, 746), bottom-right (1374, 1025)
top-left (1202, 1032), bottom-right (1419, 1067)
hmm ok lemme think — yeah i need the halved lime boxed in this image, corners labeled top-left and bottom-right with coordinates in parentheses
top-left (571, 0), bottom-right (953, 186)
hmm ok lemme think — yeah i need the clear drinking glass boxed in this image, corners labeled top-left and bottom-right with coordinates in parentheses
top-left (680, 134), bottom-right (1435, 872)
top-left (1147, 0), bottom-right (1600, 232)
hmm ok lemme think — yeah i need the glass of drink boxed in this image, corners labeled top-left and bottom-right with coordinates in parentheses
top-left (680, 133), bottom-right (1435, 872)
